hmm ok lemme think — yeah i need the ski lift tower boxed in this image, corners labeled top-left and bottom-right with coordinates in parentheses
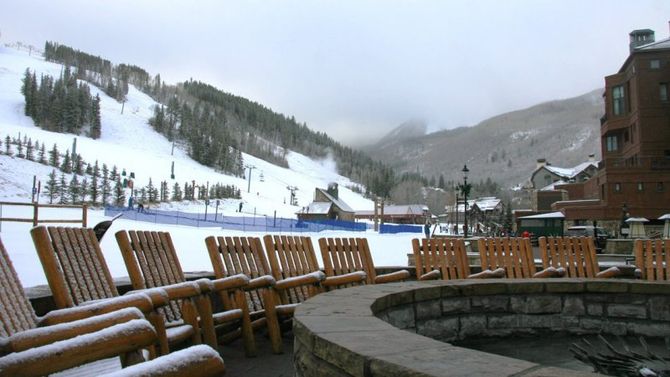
top-left (286, 185), bottom-right (299, 206)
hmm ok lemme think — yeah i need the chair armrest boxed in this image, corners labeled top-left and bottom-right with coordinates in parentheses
top-left (247, 275), bottom-right (275, 290)
top-left (10, 308), bottom-right (144, 354)
top-left (532, 266), bottom-right (565, 278)
top-left (596, 266), bottom-right (622, 278)
top-left (194, 274), bottom-right (250, 294)
top-left (0, 319), bottom-right (156, 377)
top-left (39, 293), bottom-right (155, 326)
top-left (468, 267), bottom-right (507, 279)
top-left (147, 281), bottom-right (201, 301)
top-left (374, 269), bottom-right (410, 284)
top-left (274, 271), bottom-right (325, 291)
top-left (103, 344), bottom-right (225, 377)
top-left (321, 271), bottom-right (367, 288)
top-left (419, 270), bottom-right (441, 281)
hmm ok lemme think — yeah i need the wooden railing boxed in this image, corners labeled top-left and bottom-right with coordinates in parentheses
top-left (0, 201), bottom-right (88, 227)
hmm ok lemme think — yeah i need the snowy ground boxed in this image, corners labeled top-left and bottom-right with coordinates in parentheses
top-left (0, 45), bottom-right (418, 289)
top-left (2, 206), bottom-right (418, 288)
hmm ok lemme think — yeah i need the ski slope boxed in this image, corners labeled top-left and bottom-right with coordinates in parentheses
top-left (0, 46), bottom-right (419, 288)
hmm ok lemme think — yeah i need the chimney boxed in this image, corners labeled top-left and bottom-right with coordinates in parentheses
top-left (629, 29), bottom-right (655, 53)
top-left (327, 182), bottom-right (339, 198)
top-left (536, 158), bottom-right (547, 170)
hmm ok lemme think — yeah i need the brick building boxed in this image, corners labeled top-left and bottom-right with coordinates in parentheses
top-left (553, 28), bottom-right (670, 226)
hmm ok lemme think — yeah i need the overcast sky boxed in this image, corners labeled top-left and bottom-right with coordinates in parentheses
top-left (2, 1), bottom-right (669, 145)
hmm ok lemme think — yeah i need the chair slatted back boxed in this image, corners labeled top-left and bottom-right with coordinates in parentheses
top-left (539, 237), bottom-right (598, 278)
top-left (635, 239), bottom-right (670, 281)
top-left (412, 238), bottom-right (469, 280)
top-left (318, 237), bottom-right (375, 284)
top-left (0, 237), bottom-right (38, 337)
top-left (205, 236), bottom-right (272, 313)
top-left (477, 237), bottom-right (536, 278)
top-left (31, 226), bottom-right (118, 309)
top-left (263, 235), bottom-right (320, 304)
top-left (115, 230), bottom-right (185, 322)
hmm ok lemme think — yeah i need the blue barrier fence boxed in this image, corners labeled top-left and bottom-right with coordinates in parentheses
top-left (379, 223), bottom-right (422, 234)
top-left (104, 207), bottom-right (367, 233)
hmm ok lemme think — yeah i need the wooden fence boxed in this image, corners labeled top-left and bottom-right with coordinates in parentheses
top-left (0, 201), bottom-right (88, 228)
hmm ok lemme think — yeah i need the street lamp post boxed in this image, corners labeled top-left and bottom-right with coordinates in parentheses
top-left (457, 165), bottom-right (472, 238)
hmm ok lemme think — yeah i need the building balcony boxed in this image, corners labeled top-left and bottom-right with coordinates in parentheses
top-left (601, 156), bottom-right (670, 171)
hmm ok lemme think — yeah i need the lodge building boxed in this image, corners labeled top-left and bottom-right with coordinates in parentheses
top-left (552, 27), bottom-right (670, 225)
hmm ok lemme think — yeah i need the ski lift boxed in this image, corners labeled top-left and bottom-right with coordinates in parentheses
top-left (260, 171), bottom-right (265, 182)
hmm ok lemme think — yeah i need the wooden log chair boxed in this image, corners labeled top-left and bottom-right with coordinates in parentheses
top-left (263, 235), bottom-right (356, 300)
top-left (115, 229), bottom-right (254, 357)
top-left (411, 238), bottom-right (505, 280)
top-left (319, 237), bottom-right (410, 285)
top-left (205, 235), bottom-right (324, 354)
top-left (476, 237), bottom-right (554, 278)
top-left (634, 239), bottom-right (670, 281)
top-left (30, 225), bottom-right (204, 356)
top-left (539, 236), bottom-right (621, 278)
top-left (0, 236), bottom-right (158, 376)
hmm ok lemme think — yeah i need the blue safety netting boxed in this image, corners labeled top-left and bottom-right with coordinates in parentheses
top-left (104, 207), bottom-right (368, 233)
top-left (379, 223), bottom-right (423, 234)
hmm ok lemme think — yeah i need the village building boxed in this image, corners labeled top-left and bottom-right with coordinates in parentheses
top-left (551, 28), bottom-right (670, 229)
top-left (296, 183), bottom-right (355, 221)
top-left (355, 204), bottom-right (430, 224)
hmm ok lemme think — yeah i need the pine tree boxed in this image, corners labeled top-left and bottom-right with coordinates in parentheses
top-left (89, 161), bottom-right (100, 205)
top-left (101, 163), bottom-right (111, 205)
top-left (146, 178), bottom-right (158, 203)
top-left (113, 178), bottom-right (126, 206)
top-left (172, 182), bottom-right (182, 201)
top-left (16, 140), bottom-right (24, 158)
top-left (73, 153), bottom-right (84, 175)
top-left (3, 136), bottom-right (10, 156)
top-left (79, 177), bottom-right (88, 203)
top-left (48, 144), bottom-right (60, 167)
top-left (58, 172), bottom-right (68, 204)
top-left (90, 94), bottom-right (101, 139)
top-left (44, 169), bottom-right (59, 204)
top-left (60, 149), bottom-right (72, 173)
top-left (38, 143), bottom-right (47, 164)
top-left (25, 139), bottom-right (34, 161)
top-left (68, 174), bottom-right (80, 204)
top-left (438, 175), bottom-right (445, 190)
top-left (21, 68), bottom-right (34, 116)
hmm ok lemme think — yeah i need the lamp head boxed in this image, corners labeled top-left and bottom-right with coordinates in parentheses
top-left (462, 164), bottom-right (469, 180)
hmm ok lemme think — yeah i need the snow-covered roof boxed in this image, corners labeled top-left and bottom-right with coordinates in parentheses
top-left (635, 37), bottom-right (670, 51)
top-left (472, 197), bottom-right (501, 211)
top-left (316, 188), bottom-right (354, 213)
top-left (659, 214), bottom-right (670, 220)
top-left (297, 202), bottom-right (332, 215)
top-left (539, 180), bottom-right (568, 191)
top-left (544, 161), bottom-right (597, 180)
top-left (625, 217), bottom-right (649, 223)
top-left (519, 211), bottom-right (565, 219)
top-left (356, 204), bottom-right (428, 216)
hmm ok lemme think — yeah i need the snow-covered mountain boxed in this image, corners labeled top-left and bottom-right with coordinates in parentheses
top-left (0, 45), bottom-right (373, 216)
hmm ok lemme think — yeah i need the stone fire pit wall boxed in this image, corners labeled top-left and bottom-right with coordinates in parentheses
top-left (293, 279), bottom-right (670, 377)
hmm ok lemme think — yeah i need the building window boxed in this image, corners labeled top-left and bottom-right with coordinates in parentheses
top-left (637, 182), bottom-right (644, 192)
top-left (658, 182), bottom-right (665, 192)
top-left (614, 183), bottom-right (621, 193)
top-left (650, 59), bottom-right (660, 69)
top-left (661, 83), bottom-right (668, 102)
top-left (612, 85), bottom-right (625, 116)
top-left (606, 135), bottom-right (618, 152)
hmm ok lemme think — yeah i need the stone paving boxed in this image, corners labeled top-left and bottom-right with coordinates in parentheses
top-left (220, 331), bottom-right (294, 377)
